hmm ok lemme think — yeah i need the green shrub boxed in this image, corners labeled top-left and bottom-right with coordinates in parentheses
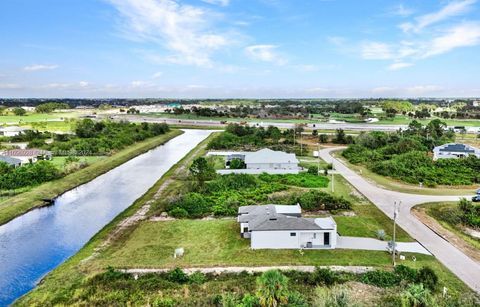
top-left (394, 265), bottom-right (417, 283)
top-left (416, 267), bottom-right (438, 290)
top-left (152, 297), bottom-right (176, 307)
top-left (167, 268), bottom-right (189, 283)
top-left (311, 268), bottom-right (338, 286)
top-left (168, 207), bottom-right (189, 218)
top-left (307, 166), bottom-right (319, 175)
top-left (258, 173), bottom-right (329, 188)
top-left (360, 270), bottom-right (400, 288)
top-left (189, 272), bottom-right (206, 284)
top-left (230, 158), bottom-right (246, 169)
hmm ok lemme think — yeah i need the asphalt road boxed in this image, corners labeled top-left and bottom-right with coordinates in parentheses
top-left (319, 147), bottom-right (480, 293)
top-left (110, 114), bottom-right (480, 133)
top-left (109, 115), bottom-right (408, 131)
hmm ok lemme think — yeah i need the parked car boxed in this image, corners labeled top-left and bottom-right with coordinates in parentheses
top-left (472, 195), bottom-right (480, 202)
top-left (476, 188), bottom-right (480, 195)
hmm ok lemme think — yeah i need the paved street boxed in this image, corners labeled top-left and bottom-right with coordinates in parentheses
top-left (319, 147), bottom-right (480, 293)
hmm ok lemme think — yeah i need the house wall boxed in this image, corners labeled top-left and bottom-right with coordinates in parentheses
top-left (250, 230), bottom-right (336, 249)
top-left (246, 162), bottom-right (298, 170)
top-left (433, 149), bottom-right (480, 160)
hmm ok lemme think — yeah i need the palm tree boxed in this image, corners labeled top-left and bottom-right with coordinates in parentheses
top-left (401, 284), bottom-right (434, 307)
top-left (256, 270), bottom-right (289, 307)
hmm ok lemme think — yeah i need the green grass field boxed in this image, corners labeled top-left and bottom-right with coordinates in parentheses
top-left (0, 112), bottom-right (79, 124)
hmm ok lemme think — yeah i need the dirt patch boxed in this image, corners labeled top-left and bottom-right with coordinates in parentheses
top-left (412, 207), bottom-right (480, 263)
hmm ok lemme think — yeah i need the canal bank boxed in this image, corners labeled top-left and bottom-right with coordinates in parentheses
top-left (0, 129), bottom-right (214, 306)
top-left (0, 129), bottom-right (183, 226)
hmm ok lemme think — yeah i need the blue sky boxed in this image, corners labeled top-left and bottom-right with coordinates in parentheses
top-left (0, 0), bottom-right (479, 98)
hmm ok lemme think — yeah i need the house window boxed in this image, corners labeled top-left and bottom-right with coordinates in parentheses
top-left (290, 232), bottom-right (296, 237)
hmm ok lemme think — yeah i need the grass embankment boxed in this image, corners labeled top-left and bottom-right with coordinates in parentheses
top-left (16, 131), bottom-right (218, 306)
top-left (416, 202), bottom-right (480, 252)
top-left (0, 112), bottom-right (79, 124)
top-left (0, 129), bottom-right (182, 226)
top-left (333, 151), bottom-right (476, 196)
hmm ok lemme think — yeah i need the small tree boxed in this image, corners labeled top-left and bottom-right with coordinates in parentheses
top-left (256, 270), bottom-right (289, 307)
top-left (13, 107), bottom-right (26, 116)
top-left (312, 130), bottom-right (318, 136)
top-left (230, 158), bottom-right (245, 169)
top-left (189, 157), bottom-right (215, 185)
top-left (332, 129), bottom-right (347, 144)
top-left (319, 134), bottom-right (329, 143)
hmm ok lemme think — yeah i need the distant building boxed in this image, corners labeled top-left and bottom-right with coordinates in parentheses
top-left (237, 204), bottom-right (337, 249)
top-left (433, 143), bottom-right (480, 160)
top-left (0, 126), bottom-right (29, 137)
top-left (0, 156), bottom-right (22, 167)
top-left (1, 149), bottom-right (52, 164)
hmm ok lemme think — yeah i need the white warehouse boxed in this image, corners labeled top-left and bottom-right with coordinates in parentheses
top-left (237, 204), bottom-right (337, 250)
top-left (244, 148), bottom-right (299, 170)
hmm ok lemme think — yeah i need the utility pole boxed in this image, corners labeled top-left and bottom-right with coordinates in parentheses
top-left (331, 161), bottom-right (335, 193)
top-left (317, 143), bottom-right (321, 176)
top-left (392, 201), bottom-right (401, 266)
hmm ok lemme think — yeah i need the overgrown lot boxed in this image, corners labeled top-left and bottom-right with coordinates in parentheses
top-left (18, 265), bottom-right (478, 307)
top-left (342, 119), bottom-right (480, 186)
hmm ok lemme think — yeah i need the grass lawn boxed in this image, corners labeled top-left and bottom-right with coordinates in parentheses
top-left (89, 219), bottom-right (469, 294)
top-left (333, 151), bottom-right (477, 196)
top-left (0, 112), bottom-right (79, 124)
top-left (0, 130), bottom-right (183, 226)
top-left (50, 156), bottom-right (106, 168)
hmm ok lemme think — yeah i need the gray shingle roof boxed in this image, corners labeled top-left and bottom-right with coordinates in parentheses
top-left (0, 156), bottom-right (22, 165)
top-left (438, 143), bottom-right (476, 153)
top-left (244, 148), bottom-right (299, 164)
top-left (250, 214), bottom-right (322, 231)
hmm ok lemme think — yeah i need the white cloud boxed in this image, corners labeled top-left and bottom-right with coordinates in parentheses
top-left (422, 22), bottom-right (480, 57)
top-left (201, 0), bottom-right (230, 6)
top-left (107, 0), bottom-right (231, 67)
top-left (152, 71), bottom-right (163, 78)
top-left (0, 83), bottom-right (21, 89)
top-left (245, 44), bottom-right (286, 64)
top-left (400, 0), bottom-right (476, 32)
top-left (23, 64), bottom-right (58, 71)
top-left (387, 62), bottom-right (413, 70)
top-left (361, 42), bottom-right (395, 60)
top-left (79, 81), bottom-right (89, 88)
top-left (391, 4), bottom-right (414, 17)
top-left (405, 85), bottom-right (442, 95)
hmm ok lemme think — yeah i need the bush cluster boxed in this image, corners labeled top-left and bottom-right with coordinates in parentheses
top-left (48, 120), bottom-right (170, 156)
top-left (258, 172), bottom-right (329, 188)
top-left (342, 120), bottom-right (480, 186)
top-left (0, 160), bottom-right (60, 190)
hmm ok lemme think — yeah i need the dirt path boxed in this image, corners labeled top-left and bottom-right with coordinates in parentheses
top-left (121, 265), bottom-right (375, 275)
top-left (412, 207), bottom-right (480, 263)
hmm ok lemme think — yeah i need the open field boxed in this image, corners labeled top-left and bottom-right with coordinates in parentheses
top-left (0, 130), bottom-right (182, 226)
top-left (0, 112), bottom-right (79, 124)
top-left (333, 151), bottom-right (477, 196)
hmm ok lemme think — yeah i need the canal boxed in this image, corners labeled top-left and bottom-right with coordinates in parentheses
top-left (0, 129), bottom-right (212, 306)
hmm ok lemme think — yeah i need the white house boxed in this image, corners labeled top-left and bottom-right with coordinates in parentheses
top-left (1, 149), bottom-right (52, 164)
top-left (237, 204), bottom-right (337, 250)
top-left (433, 143), bottom-right (480, 160)
top-left (244, 149), bottom-right (299, 170)
top-left (0, 126), bottom-right (29, 137)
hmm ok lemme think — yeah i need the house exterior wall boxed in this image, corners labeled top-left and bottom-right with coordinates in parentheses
top-left (246, 162), bottom-right (298, 170)
top-left (433, 149), bottom-right (480, 160)
top-left (2, 131), bottom-right (21, 137)
top-left (250, 230), bottom-right (336, 249)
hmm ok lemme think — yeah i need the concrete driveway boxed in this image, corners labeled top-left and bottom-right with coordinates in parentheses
top-left (337, 236), bottom-right (431, 255)
top-left (319, 147), bottom-right (480, 293)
